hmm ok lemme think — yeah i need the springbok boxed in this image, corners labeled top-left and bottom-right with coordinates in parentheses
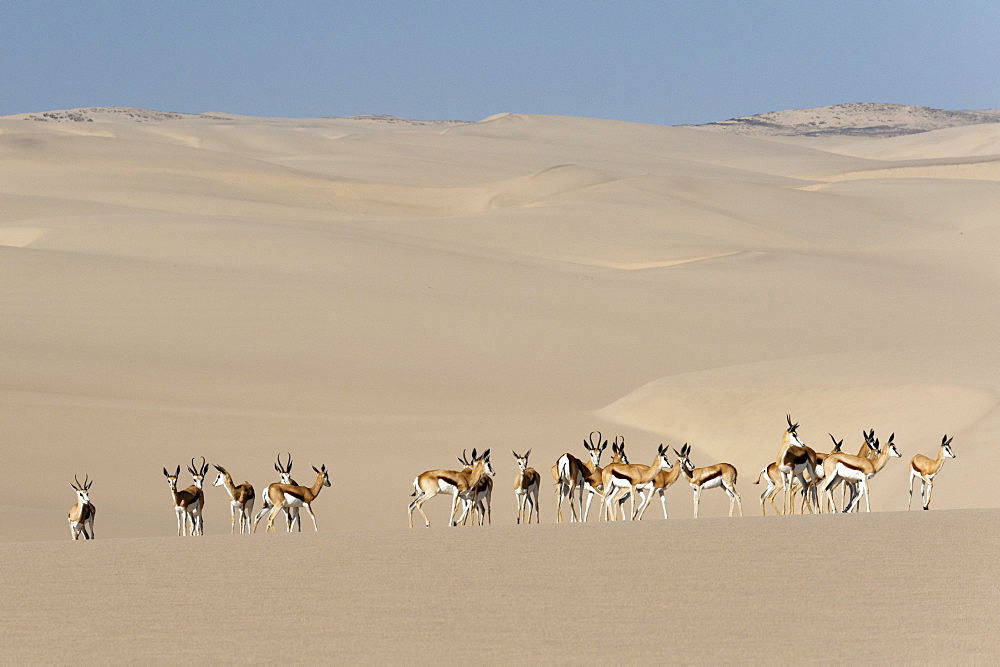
top-left (551, 432), bottom-right (606, 523)
top-left (513, 449), bottom-right (540, 524)
top-left (457, 449), bottom-right (493, 526)
top-left (252, 453), bottom-right (301, 532)
top-left (163, 464), bottom-right (203, 536)
top-left (753, 462), bottom-right (784, 516)
top-left (908, 435), bottom-right (955, 510)
top-left (777, 415), bottom-right (818, 514)
top-left (408, 449), bottom-right (495, 528)
top-left (675, 444), bottom-right (743, 518)
top-left (599, 444), bottom-right (672, 520)
top-left (582, 435), bottom-right (628, 521)
top-left (212, 464), bottom-right (256, 534)
top-left (68, 475), bottom-right (96, 540)
top-left (821, 434), bottom-right (900, 513)
top-left (254, 464), bottom-right (332, 533)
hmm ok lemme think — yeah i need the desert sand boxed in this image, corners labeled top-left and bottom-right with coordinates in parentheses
top-left (1, 107), bottom-right (998, 661)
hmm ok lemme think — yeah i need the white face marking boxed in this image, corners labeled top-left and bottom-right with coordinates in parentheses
top-left (213, 474), bottom-right (226, 487)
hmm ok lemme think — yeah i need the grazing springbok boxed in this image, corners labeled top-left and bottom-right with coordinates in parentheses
top-left (908, 435), bottom-right (955, 510)
top-left (252, 453), bottom-right (301, 532)
top-left (163, 464), bottom-right (203, 536)
top-left (675, 444), bottom-right (743, 518)
top-left (821, 434), bottom-right (900, 513)
top-left (408, 449), bottom-right (495, 528)
top-left (212, 464), bottom-right (256, 534)
top-left (599, 443), bottom-right (672, 520)
top-left (777, 415), bottom-right (818, 514)
top-left (551, 432), bottom-right (606, 523)
top-left (68, 474), bottom-right (96, 540)
top-left (255, 464), bottom-right (331, 533)
top-left (513, 449), bottom-right (540, 524)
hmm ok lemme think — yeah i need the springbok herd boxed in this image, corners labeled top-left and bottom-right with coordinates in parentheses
top-left (66, 416), bottom-right (957, 539)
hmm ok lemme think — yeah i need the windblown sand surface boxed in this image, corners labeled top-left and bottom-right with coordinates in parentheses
top-left (2, 108), bottom-right (998, 660)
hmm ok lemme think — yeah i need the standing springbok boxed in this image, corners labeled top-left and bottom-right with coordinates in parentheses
top-left (777, 415), bottom-right (818, 514)
top-left (675, 444), bottom-right (743, 518)
top-left (513, 450), bottom-right (540, 524)
top-left (68, 475), bottom-right (96, 540)
top-left (551, 432), bottom-right (606, 523)
top-left (634, 450), bottom-right (684, 520)
top-left (820, 434), bottom-right (900, 513)
top-left (599, 444), bottom-right (672, 520)
top-left (254, 464), bottom-right (331, 533)
top-left (457, 450), bottom-right (493, 526)
top-left (908, 435), bottom-right (955, 510)
top-left (163, 464), bottom-right (202, 537)
top-left (252, 453), bottom-right (301, 532)
top-left (408, 449), bottom-right (495, 528)
top-left (213, 464), bottom-right (256, 534)
top-left (187, 457), bottom-right (209, 535)
top-left (582, 435), bottom-right (628, 521)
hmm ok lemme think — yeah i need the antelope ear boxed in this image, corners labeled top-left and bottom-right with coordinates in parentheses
top-left (470, 448), bottom-right (478, 461)
top-left (70, 483), bottom-right (78, 491)
top-left (312, 465), bottom-right (320, 474)
top-left (175, 465), bottom-right (181, 476)
top-left (600, 441), bottom-right (608, 451)
top-left (483, 449), bottom-right (490, 460)
top-left (941, 434), bottom-right (948, 445)
top-left (945, 436), bottom-right (954, 446)
top-left (525, 449), bottom-right (531, 458)
top-left (162, 468), bottom-right (169, 477)
top-left (322, 464), bottom-right (327, 472)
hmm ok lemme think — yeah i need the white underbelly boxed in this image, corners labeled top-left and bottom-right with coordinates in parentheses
top-left (283, 494), bottom-right (307, 507)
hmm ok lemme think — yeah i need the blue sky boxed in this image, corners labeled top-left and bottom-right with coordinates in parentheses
top-left (3, 1), bottom-right (998, 124)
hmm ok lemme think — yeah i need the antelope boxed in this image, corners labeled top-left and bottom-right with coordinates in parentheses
top-left (820, 434), bottom-right (900, 513)
top-left (778, 415), bottom-right (818, 514)
top-left (212, 464), bottom-right (256, 534)
top-left (68, 475), bottom-right (96, 540)
top-left (254, 464), bottom-right (331, 533)
top-left (187, 457), bottom-right (209, 535)
top-left (457, 449), bottom-right (493, 526)
top-left (163, 463), bottom-right (203, 536)
top-left (599, 444), bottom-right (672, 521)
top-left (908, 435), bottom-right (955, 511)
top-left (633, 458), bottom-right (683, 520)
top-left (582, 435), bottom-right (628, 521)
top-left (408, 449), bottom-right (495, 528)
top-left (753, 462), bottom-right (784, 516)
top-left (675, 444), bottom-right (743, 518)
top-left (551, 432), bottom-right (606, 523)
top-left (513, 449), bottom-right (540, 524)
top-left (252, 453), bottom-right (301, 532)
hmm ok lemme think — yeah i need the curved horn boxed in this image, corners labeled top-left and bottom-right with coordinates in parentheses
top-left (84, 474), bottom-right (91, 490)
top-left (73, 474), bottom-right (82, 490)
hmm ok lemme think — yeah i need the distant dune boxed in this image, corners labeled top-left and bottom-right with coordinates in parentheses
top-left (2, 103), bottom-right (998, 660)
top-left (684, 102), bottom-right (1000, 137)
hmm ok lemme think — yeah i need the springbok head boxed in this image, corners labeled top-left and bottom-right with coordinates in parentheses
top-left (212, 464), bottom-right (229, 487)
top-left (275, 452), bottom-right (294, 484)
top-left (611, 435), bottom-right (629, 464)
top-left (187, 457), bottom-right (209, 489)
top-left (70, 474), bottom-right (92, 503)
top-left (883, 433), bottom-right (901, 459)
top-left (512, 449), bottom-right (531, 472)
top-left (163, 465), bottom-right (181, 491)
top-left (583, 431), bottom-right (608, 467)
top-left (941, 435), bottom-right (956, 459)
top-left (673, 443), bottom-right (694, 472)
top-left (828, 433), bottom-right (844, 453)
top-left (785, 415), bottom-right (806, 446)
top-left (311, 463), bottom-right (331, 487)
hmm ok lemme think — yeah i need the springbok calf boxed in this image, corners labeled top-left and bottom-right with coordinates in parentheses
top-left (163, 464), bottom-right (203, 536)
top-left (252, 453), bottom-right (301, 532)
top-left (68, 475), bottom-right (96, 540)
top-left (212, 464), bottom-right (256, 534)
top-left (255, 464), bottom-right (332, 533)
top-left (513, 450), bottom-right (540, 524)
top-left (551, 432), bottom-right (606, 523)
top-left (908, 435), bottom-right (955, 510)
top-left (599, 444), bottom-right (672, 520)
top-left (675, 444), bottom-right (743, 518)
top-left (821, 434), bottom-right (900, 513)
top-left (408, 449), bottom-right (494, 528)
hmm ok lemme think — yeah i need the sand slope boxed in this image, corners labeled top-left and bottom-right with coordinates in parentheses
top-left (1, 110), bottom-right (999, 543)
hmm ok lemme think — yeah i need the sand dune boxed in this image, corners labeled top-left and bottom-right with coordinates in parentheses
top-left (3, 105), bottom-right (998, 660)
top-left (3, 109), bottom-right (999, 541)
